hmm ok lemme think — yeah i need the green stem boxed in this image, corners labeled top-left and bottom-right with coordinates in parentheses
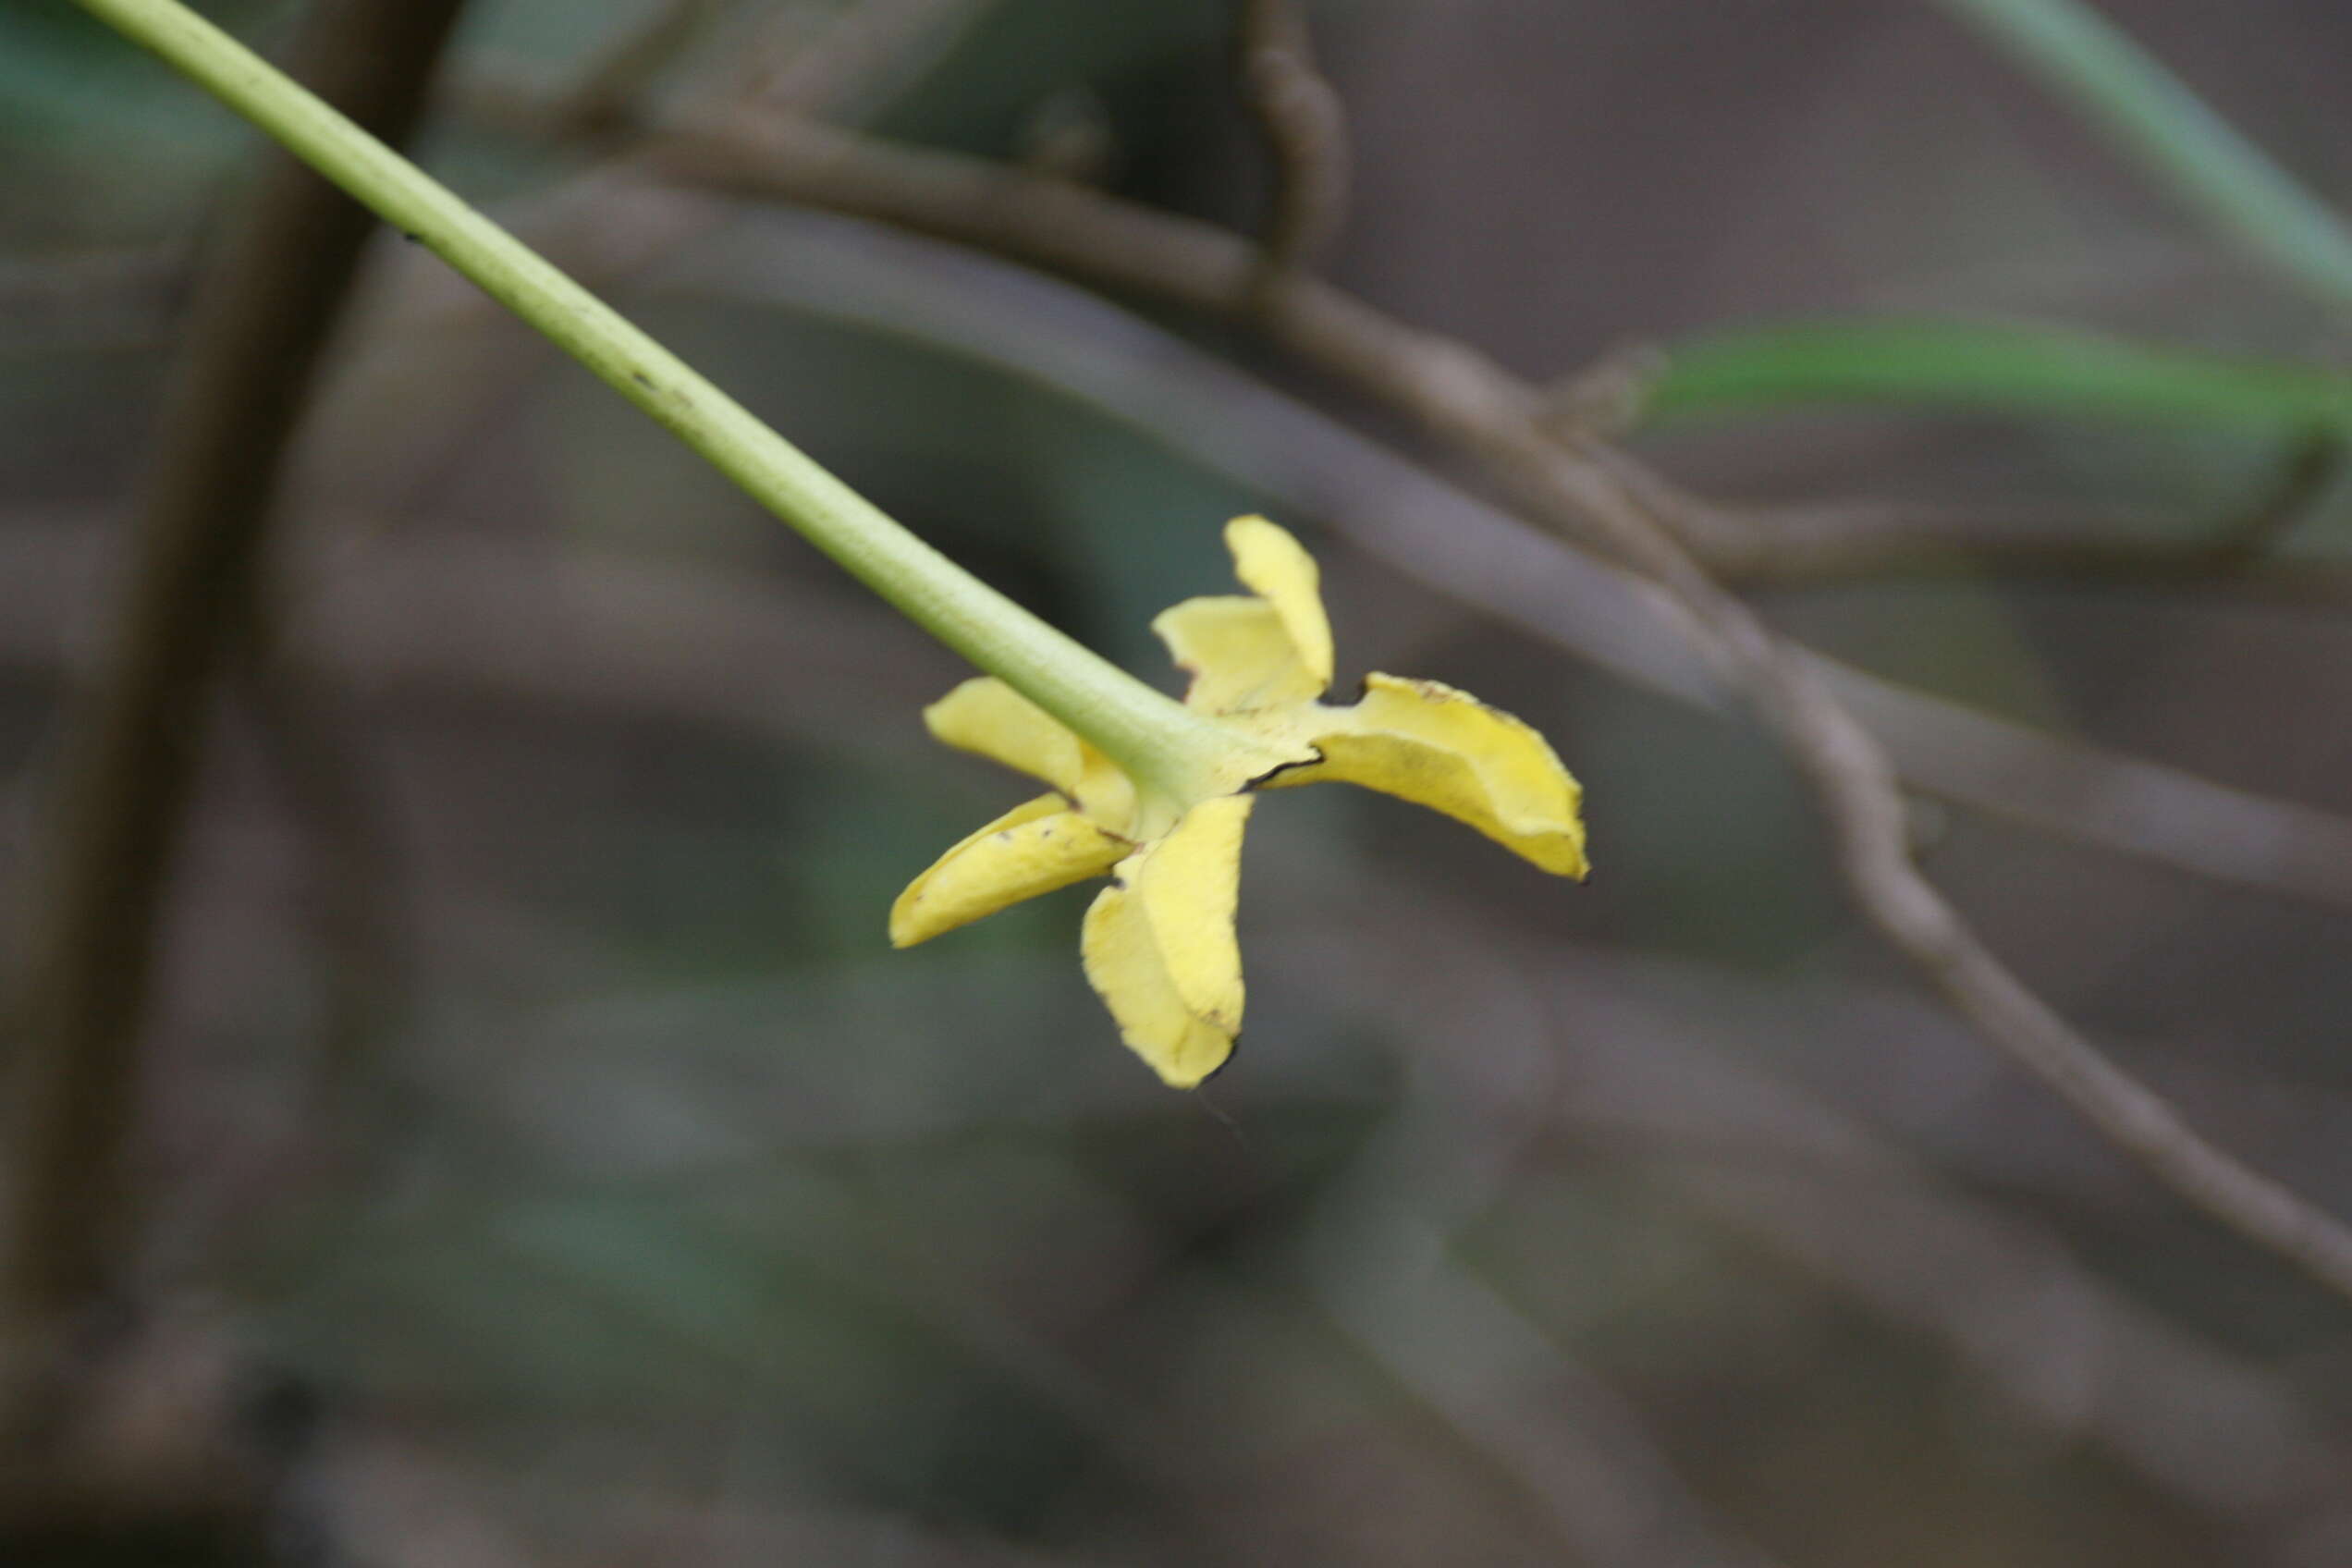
top-left (69, 0), bottom-right (1246, 800)
top-left (1932, 0), bottom-right (2352, 316)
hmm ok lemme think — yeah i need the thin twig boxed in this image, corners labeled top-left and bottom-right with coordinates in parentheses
top-left (1292, 888), bottom-right (1787, 1568)
top-left (3, 0), bottom-right (470, 1355)
top-left (1535, 947), bottom-right (2352, 1538)
top-left (1931, 0), bottom-right (2352, 316)
top-left (744, 0), bottom-right (997, 119)
top-left (1704, 506), bottom-right (2352, 594)
top-left (2211, 432), bottom-right (2344, 562)
top-left (631, 116), bottom-right (2352, 1304)
top-left (652, 204), bottom-right (2352, 912)
top-left (1420, 334), bottom-right (2352, 1312)
top-left (15, 463), bottom-right (2352, 929)
top-left (1650, 435), bottom-right (2347, 590)
top-left (293, 0), bottom-right (993, 533)
top-left (542, 0), bottom-right (720, 140)
top-left (1331, 879), bottom-right (2349, 1539)
top-left (1235, 0), bottom-right (1350, 303)
top-left (1539, 339), bottom-right (1669, 443)
top-left (23, 224), bottom-right (2352, 599)
top-left (638, 113), bottom-right (2352, 586)
top-left (226, 621), bottom-right (410, 1129)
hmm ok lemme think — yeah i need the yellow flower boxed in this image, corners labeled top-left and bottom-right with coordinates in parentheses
top-left (890, 517), bottom-right (1587, 1087)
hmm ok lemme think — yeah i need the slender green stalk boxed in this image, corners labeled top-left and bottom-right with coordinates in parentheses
top-left (69, 0), bottom-right (1254, 800)
top-left (1933, 0), bottom-right (2352, 315)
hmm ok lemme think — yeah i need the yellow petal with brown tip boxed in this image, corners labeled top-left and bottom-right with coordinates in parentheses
top-left (890, 793), bottom-right (1129, 947)
top-left (1078, 794), bottom-right (1254, 1087)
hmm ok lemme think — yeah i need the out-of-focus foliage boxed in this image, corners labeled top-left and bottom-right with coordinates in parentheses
top-left (6, 1), bottom-right (2352, 1564)
top-left (1648, 318), bottom-right (2352, 434)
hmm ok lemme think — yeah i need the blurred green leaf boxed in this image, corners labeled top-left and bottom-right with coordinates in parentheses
top-left (1646, 318), bottom-right (2352, 433)
top-left (1933, 0), bottom-right (2352, 313)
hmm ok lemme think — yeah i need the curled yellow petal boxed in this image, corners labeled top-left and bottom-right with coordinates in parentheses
top-left (1078, 794), bottom-right (1254, 1088)
top-left (1274, 673), bottom-right (1588, 877)
top-left (1226, 516), bottom-right (1333, 691)
top-left (1150, 517), bottom-right (1335, 715)
top-left (924, 677), bottom-right (1136, 831)
top-left (890, 794), bottom-right (1129, 947)
top-left (1153, 594), bottom-right (1321, 714)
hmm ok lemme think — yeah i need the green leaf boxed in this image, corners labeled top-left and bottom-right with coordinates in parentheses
top-left (1932, 0), bottom-right (2352, 314)
top-left (1645, 319), bottom-right (2352, 434)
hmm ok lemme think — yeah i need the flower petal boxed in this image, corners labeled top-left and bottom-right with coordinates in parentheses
top-left (890, 793), bottom-right (1130, 947)
top-left (1273, 673), bottom-right (1588, 876)
top-left (1079, 794), bottom-right (1254, 1087)
top-left (1150, 517), bottom-right (1336, 715)
top-left (1226, 516), bottom-right (1333, 692)
top-left (1152, 594), bottom-right (1322, 714)
top-left (924, 677), bottom-right (1137, 831)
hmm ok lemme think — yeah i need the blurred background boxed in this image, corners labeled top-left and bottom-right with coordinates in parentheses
top-left (6, 0), bottom-right (2352, 1562)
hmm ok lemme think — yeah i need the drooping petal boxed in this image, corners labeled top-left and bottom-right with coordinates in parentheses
top-left (925, 678), bottom-right (1080, 787)
top-left (1226, 516), bottom-right (1333, 692)
top-left (1271, 673), bottom-right (1588, 876)
top-left (890, 793), bottom-right (1130, 948)
top-left (924, 677), bottom-right (1137, 831)
top-left (1078, 794), bottom-right (1254, 1087)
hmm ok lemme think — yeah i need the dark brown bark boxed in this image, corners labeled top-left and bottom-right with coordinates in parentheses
top-left (4, 0), bottom-right (468, 1371)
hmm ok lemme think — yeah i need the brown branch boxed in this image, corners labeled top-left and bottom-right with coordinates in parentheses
top-left (2215, 434), bottom-right (2344, 560)
top-left (743, 0), bottom-right (998, 119)
top-left (1716, 505), bottom-right (2352, 594)
top-left (11, 507), bottom-right (2342, 1539)
top-left (16, 483), bottom-right (2352, 919)
top-left (628, 116), bottom-right (2352, 1304)
top-left (3, 0), bottom-right (471, 1359)
top-left (1630, 434), bottom-right (2350, 594)
top-left (542, 0), bottom-right (721, 141)
top-left (1402, 332), bottom-right (2352, 1315)
top-left (1329, 882), bottom-right (2350, 1539)
top-left (623, 111), bottom-right (2352, 596)
top-left (282, 1), bottom-right (992, 531)
top-left (1288, 891), bottom-right (1787, 1568)
top-left (632, 184), bottom-right (2352, 912)
top-left (24, 227), bottom-right (2352, 602)
top-left (1539, 339), bottom-right (1669, 443)
top-left (226, 619), bottom-right (410, 1129)
top-left (1562, 1005), bottom-right (2352, 1546)
top-left (1235, 0), bottom-right (1350, 300)
top-left (0, 521), bottom-right (957, 753)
